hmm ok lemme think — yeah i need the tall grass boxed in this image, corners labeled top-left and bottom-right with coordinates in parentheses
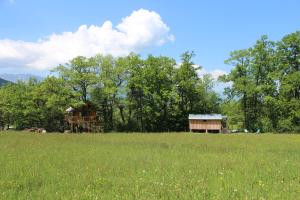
top-left (0, 132), bottom-right (300, 199)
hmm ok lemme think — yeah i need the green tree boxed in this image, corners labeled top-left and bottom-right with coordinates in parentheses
top-left (174, 51), bottom-right (220, 130)
top-left (222, 49), bottom-right (251, 130)
top-left (141, 55), bottom-right (176, 131)
top-left (91, 54), bottom-right (128, 131)
top-left (276, 31), bottom-right (300, 131)
top-left (54, 56), bottom-right (97, 102)
top-left (222, 32), bottom-right (300, 133)
top-left (33, 77), bottom-right (80, 131)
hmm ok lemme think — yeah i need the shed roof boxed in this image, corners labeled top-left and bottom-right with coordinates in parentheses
top-left (188, 114), bottom-right (225, 120)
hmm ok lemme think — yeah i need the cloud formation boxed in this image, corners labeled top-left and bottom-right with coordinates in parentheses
top-left (192, 64), bottom-right (227, 80)
top-left (0, 9), bottom-right (174, 70)
top-left (199, 69), bottom-right (227, 80)
top-left (197, 67), bottom-right (231, 95)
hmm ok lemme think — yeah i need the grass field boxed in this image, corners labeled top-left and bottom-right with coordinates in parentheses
top-left (0, 132), bottom-right (300, 199)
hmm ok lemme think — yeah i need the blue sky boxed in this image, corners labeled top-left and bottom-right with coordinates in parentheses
top-left (0, 0), bottom-right (300, 77)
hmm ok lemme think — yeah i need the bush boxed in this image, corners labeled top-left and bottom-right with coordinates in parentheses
top-left (278, 118), bottom-right (293, 132)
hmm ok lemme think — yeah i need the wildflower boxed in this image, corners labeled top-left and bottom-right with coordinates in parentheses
top-left (258, 180), bottom-right (264, 187)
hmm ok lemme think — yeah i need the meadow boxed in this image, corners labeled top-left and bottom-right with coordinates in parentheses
top-left (0, 132), bottom-right (300, 199)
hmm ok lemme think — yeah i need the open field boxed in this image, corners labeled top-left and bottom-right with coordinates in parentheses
top-left (0, 132), bottom-right (300, 199)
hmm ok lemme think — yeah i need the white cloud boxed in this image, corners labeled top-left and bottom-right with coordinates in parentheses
top-left (210, 69), bottom-right (227, 80)
top-left (196, 67), bottom-right (227, 80)
top-left (195, 67), bottom-right (230, 95)
top-left (176, 63), bottom-right (227, 80)
top-left (0, 9), bottom-right (174, 71)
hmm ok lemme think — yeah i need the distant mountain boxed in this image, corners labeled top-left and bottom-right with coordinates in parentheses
top-left (0, 77), bottom-right (11, 86)
top-left (0, 74), bottom-right (44, 83)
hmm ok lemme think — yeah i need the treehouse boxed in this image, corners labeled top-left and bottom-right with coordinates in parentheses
top-left (188, 114), bottom-right (227, 133)
top-left (65, 102), bottom-right (103, 133)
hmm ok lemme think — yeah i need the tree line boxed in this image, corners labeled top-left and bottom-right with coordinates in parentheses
top-left (0, 52), bottom-right (220, 132)
top-left (0, 31), bottom-right (299, 133)
top-left (221, 31), bottom-right (300, 132)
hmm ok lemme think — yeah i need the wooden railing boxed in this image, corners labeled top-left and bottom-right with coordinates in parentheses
top-left (65, 116), bottom-right (98, 123)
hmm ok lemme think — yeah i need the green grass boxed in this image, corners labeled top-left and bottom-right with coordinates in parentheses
top-left (0, 132), bottom-right (300, 199)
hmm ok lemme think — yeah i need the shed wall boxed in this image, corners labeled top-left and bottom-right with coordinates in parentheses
top-left (189, 119), bottom-right (222, 131)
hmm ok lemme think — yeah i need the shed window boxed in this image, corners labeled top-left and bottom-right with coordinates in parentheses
top-left (203, 120), bottom-right (207, 122)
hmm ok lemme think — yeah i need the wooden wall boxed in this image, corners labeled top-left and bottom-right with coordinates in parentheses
top-left (189, 119), bottom-right (222, 131)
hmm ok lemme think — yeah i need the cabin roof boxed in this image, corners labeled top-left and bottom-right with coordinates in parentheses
top-left (188, 114), bottom-right (225, 120)
top-left (65, 101), bottom-right (97, 113)
top-left (66, 107), bottom-right (75, 112)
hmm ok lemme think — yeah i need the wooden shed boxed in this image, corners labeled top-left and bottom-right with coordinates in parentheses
top-left (188, 114), bottom-right (226, 133)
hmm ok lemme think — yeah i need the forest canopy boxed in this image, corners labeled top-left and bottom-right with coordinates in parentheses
top-left (221, 31), bottom-right (300, 132)
top-left (0, 52), bottom-right (220, 132)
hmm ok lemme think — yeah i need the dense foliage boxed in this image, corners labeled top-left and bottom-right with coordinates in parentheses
top-left (221, 31), bottom-right (300, 132)
top-left (0, 52), bottom-right (220, 132)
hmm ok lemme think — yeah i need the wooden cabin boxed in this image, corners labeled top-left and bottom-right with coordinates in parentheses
top-left (65, 102), bottom-right (102, 133)
top-left (188, 114), bottom-right (227, 133)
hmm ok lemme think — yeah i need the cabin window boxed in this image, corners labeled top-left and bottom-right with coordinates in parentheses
top-left (203, 120), bottom-right (207, 122)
